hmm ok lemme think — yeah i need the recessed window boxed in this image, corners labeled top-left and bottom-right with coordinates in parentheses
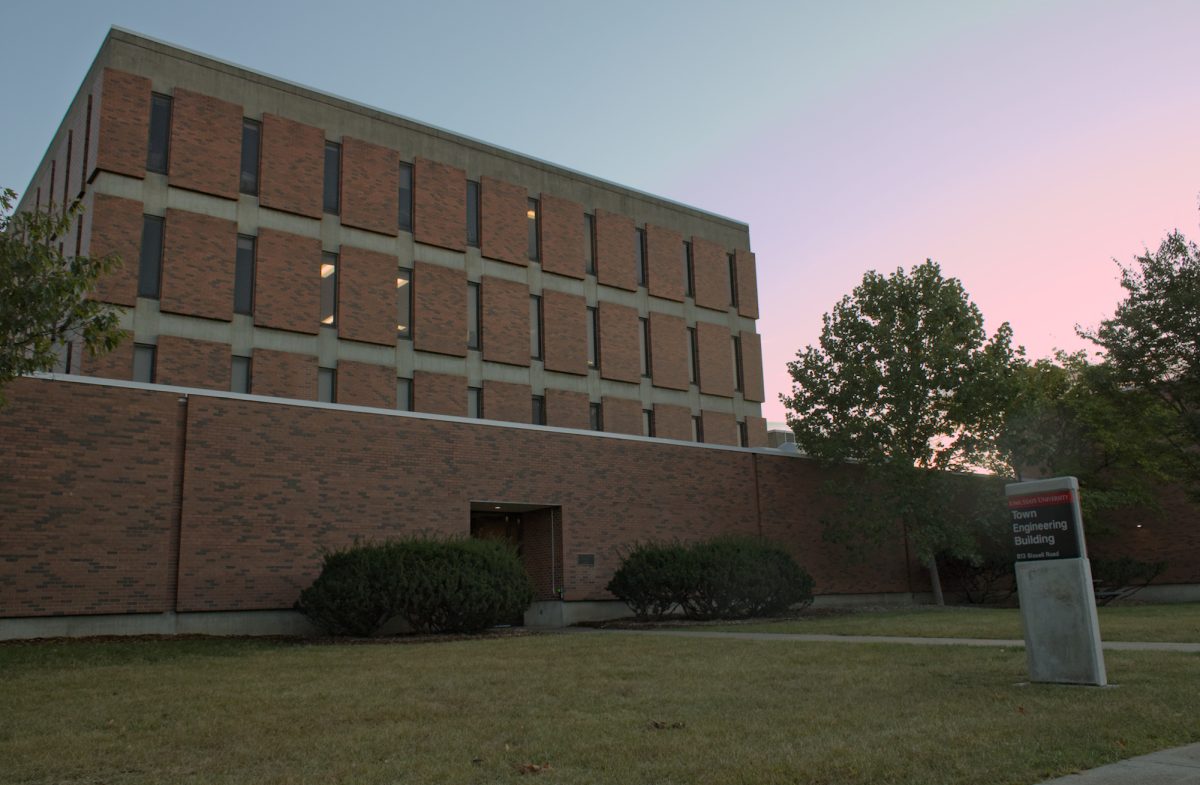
top-left (240, 119), bottom-right (260, 195)
top-left (527, 198), bottom-right (540, 261)
top-left (643, 409), bottom-right (655, 438)
top-left (683, 241), bottom-right (695, 297)
top-left (532, 395), bottom-right (546, 426)
top-left (320, 252), bottom-right (338, 327)
top-left (398, 162), bottom-right (414, 232)
top-left (687, 326), bottom-right (699, 386)
top-left (728, 252), bottom-right (739, 307)
top-left (639, 317), bottom-right (651, 378)
top-left (318, 367), bottom-right (336, 403)
top-left (234, 235), bottom-right (256, 315)
top-left (584, 213), bottom-right (596, 275)
top-left (590, 402), bottom-right (603, 432)
top-left (146, 93), bottom-right (172, 174)
top-left (138, 215), bottom-right (164, 299)
top-left (467, 180), bottom-right (480, 247)
top-left (468, 282), bottom-right (481, 350)
top-left (635, 228), bottom-right (647, 287)
top-left (738, 421), bottom-right (749, 448)
top-left (692, 415), bottom-right (704, 443)
top-left (397, 378), bottom-right (413, 411)
top-left (586, 306), bottom-right (599, 369)
top-left (530, 294), bottom-right (543, 360)
top-left (133, 344), bottom-right (156, 384)
top-left (732, 336), bottom-right (744, 392)
top-left (469, 386), bottom-right (483, 419)
top-left (323, 142), bottom-right (341, 214)
top-left (397, 268), bottom-right (412, 339)
top-left (231, 356), bottom-right (251, 393)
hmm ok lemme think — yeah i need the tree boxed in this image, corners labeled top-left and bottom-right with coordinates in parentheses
top-left (782, 260), bottom-right (1020, 603)
top-left (0, 187), bottom-right (124, 406)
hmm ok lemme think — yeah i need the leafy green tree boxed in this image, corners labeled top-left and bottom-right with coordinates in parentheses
top-left (782, 260), bottom-right (1020, 603)
top-left (0, 187), bottom-right (124, 406)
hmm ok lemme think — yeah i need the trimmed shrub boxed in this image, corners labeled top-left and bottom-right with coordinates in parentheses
top-left (297, 538), bottom-right (534, 636)
top-left (605, 542), bottom-right (691, 621)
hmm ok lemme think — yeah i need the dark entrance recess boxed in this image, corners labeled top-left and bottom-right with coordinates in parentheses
top-left (469, 502), bottom-right (564, 616)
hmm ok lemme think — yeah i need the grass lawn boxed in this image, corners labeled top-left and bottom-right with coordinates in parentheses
top-left (695, 603), bottom-right (1200, 643)
top-left (2, 633), bottom-right (1198, 784)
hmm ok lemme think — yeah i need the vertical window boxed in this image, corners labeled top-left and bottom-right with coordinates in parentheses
top-left (530, 295), bottom-right (543, 360)
top-left (527, 198), bottom-right (540, 261)
top-left (692, 415), bottom-right (704, 443)
top-left (133, 344), bottom-right (156, 383)
top-left (231, 356), bottom-right (251, 393)
top-left (687, 326), bottom-right (699, 386)
top-left (318, 367), bottom-right (336, 403)
top-left (584, 213), bottom-right (596, 275)
top-left (683, 241), bottom-right (695, 297)
top-left (738, 421), bottom-right (749, 448)
top-left (468, 282), bottom-right (481, 350)
top-left (323, 141), bottom-right (341, 214)
top-left (639, 317), bottom-right (651, 377)
top-left (138, 215), bottom-right (164, 299)
top-left (146, 93), bottom-right (172, 174)
top-left (63, 131), bottom-right (73, 206)
top-left (728, 252), bottom-right (739, 307)
top-left (532, 395), bottom-right (546, 426)
top-left (586, 306), bottom-right (600, 369)
top-left (398, 162), bottom-right (414, 232)
top-left (396, 268), bottom-right (412, 339)
top-left (635, 228), bottom-right (647, 287)
top-left (234, 235), bottom-right (256, 315)
top-left (590, 402), bottom-right (603, 431)
top-left (397, 378), bottom-right (413, 411)
top-left (81, 95), bottom-right (92, 196)
top-left (732, 336), bottom-right (744, 392)
top-left (643, 409), bottom-right (655, 438)
top-left (468, 386), bottom-right (483, 418)
top-left (240, 119), bottom-right (261, 195)
top-left (320, 252), bottom-right (338, 327)
top-left (467, 180), bottom-right (480, 247)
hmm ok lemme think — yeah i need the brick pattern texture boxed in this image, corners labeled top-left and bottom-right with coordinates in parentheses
top-left (80, 336), bottom-right (134, 380)
top-left (598, 302), bottom-right (640, 383)
top-left (740, 331), bottom-right (765, 403)
top-left (595, 209), bottom-right (637, 291)
top-left (696, 321), bottom-right (734, 398)
top-left (482, 276), bottom-right (530, 367)
top-left (338, 246), bottom-right (397, 347)
top-left (542, 290), bottom-right (587, 375)
top-left (260, 114), bottom-right (324, 219)
top-left (539, 194), bottom-right (584, 279)
top-left (413, 158), bottom-right (465, 252)
top-left (84, 193), bottom-right (143, 307)
top-left (67, 99), bottom-right (90, 200)
top-left (252, 349), bottom-right (316, 400)
top-left (484, 380), bottom-right (532, 424)
top-left (746, 415), bottom-right (769, 448)
top-left (481, 176), bottom-right (528, 266)
top-left (156, 336), bottom-right (231, 390)
top-left (602, 396), bottom-right (642, 436)
top-left (414, 371), bottom-right (466, 416)
top-left (701, 409), bottom-right (738, 446)
top-left (545, 389), bottom-right (589, 430)
top-left (521, 508), bottom-right (564, 600)
top-left (645, 224), bottom-right (684, 302)
top-left (94, 68), bottom-right (150, 179)
top-left (692, 236), bottom-right (730, 312)
top-left (653, 403), bottom-right (693, 441)
top-left (648, 312), bottom-right (688, 391)
top-left (254, 229), bottom-right (322, 335)
top-left (161, 209), bottom-right (237, 321)
top-left (169, 88), bottom-right (241, 199)
top-left (413, 262), bottom-right (466, 357)
top-left (735, 248), bottom-right (759, 319)
top-left (341, 137), bottom-right (399, 236)
top-left (336, 361), bottom-right (395, 409)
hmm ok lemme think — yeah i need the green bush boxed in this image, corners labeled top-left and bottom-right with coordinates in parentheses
top-left (607, 536), bottom-right (814, 621)
top-left (297, 538), bottom-right (534, 636)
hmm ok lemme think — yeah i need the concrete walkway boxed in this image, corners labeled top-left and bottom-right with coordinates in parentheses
top-left (1037, 743), bottom-right (1200, 783)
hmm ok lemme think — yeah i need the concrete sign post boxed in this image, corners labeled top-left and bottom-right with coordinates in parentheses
top-left (1006, 476), bottom-right (1107, 686)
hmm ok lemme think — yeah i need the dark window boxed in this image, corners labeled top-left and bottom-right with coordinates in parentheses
top-left (138, 215), bottom-right (164, 299)
top-left (81, 96), bottom-right (92, 196)
top-left (643, 409), bottom-right (655, 438)
top-left (683, 241), bottom-right (695, 297)
top-left (584, 213), bottom-right (596, 275)
top-left (692, 415), bottom-right (704, 443)
top-left (527, 198), bottom-right (540, 261)
top-left (467, 180), bottom-right (480, 247)
top-left (398, 162), bottom-right (414, 232)
top-left (240, 119), bottom-right (261, 195)
top-left (321, 252), bottom-right (337, 327)
top-left (231, 356), bottom-right (251, 393)
top-left (234, 235), bottom-right (256, 315)
top-left (732, 336), bottom-right (744, 392)
top-left (397, 268), bottom-right (412, 339)
top-left (397, 378), bottom-right (413, 411)
top-left (532, 395), bottom-right (546, 426)
top-left (687, 326), bottom-right (699, 386)
top-left (468, 282), bottom-right (481, 350)
top-left (738, 421), bottom-right (749, 448)
top-left (469, 387), bottom-right (483, 418)
top-left (146, 93), bottom-right (172, 174)
top-left (728, 252), bottom-right (739, 307)
top-left (530, 295), bottom-right (543, 360)
top-left (318, 367), bottom-right (336, 403)
top-left (323, 142), bottom-right (340, 214)
top-left (590, 402), bottom-right (603, 431)
top-left (63, 130), bottom-right (73, 206)
top-left (635, 228), bottom-right (647, 287)
top-left (639, 317), bottom-right (651, 377)
top-left (133, 344), bottom-right (156, 384)
top-left (587, 306), bottom-right (599, 369)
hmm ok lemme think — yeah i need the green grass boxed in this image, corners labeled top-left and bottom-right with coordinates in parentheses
top-left (1, 633), bottom-right (1197, 784)
top-left (693, 603), bottom-right (1200, 642)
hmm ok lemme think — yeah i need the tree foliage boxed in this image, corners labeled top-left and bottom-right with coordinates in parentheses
top-left (0, 188), bottom-right (124, 405)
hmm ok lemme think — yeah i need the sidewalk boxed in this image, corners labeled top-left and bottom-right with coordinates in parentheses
top-left (1037, 743), bottom-right (1200, 783)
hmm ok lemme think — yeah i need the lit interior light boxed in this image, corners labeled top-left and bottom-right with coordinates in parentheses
top-left (526, 209), bottom-right (536, 219)
top-left (1136, 524), bottom-right (1143, 528)
top-left (494, 505), bottom-right (502, 510)
top-left (321, 315), bottom-right (334, 324)
top-left (396, 322), bottom-right (407, 331)
top-left (396, 277), bottom-right (409, 288)
top-left (320, 263), bottom-right (336, 278)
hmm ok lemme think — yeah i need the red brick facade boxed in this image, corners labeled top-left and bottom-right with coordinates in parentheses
top-left (542, 290), bottom-right (587, 375)
top-left (259, 114), bottom-right (325, 219)
top-left (546, 389), bottom-right (590, 430)
top-left (735, 248), bottom-right (759, 319)
top-left (80, 335), bottom-right (135, 380)
top-left (746, 415), bottom-right (769, 448)
top-left (413, 158), bottom-right (465, 252)
top-left (701, 409), bottom-right (738, 446)
top-left (414, 370), bottom-right (466, 416)
top-left (653, 403), bottom-right (693, 441)
top-left (254, 229), bottom-right (322, 335)
top-left (252, 349), bottom-right (316, 400)
top-left (94, 68), bottom-right (150, 180)
top-left (697, 321), bottom-right (734, 398)
top-left (649, 312), bottom-right (688, 391)
top-left (84, 193), bottom-right (142, 307)
top-left (602, 395), bottom-right (643, 436)
top-left (169, 88), bottom-right (242, 200)
top-left (161, 209), bottom-right (237, 321)
top-left (337, 246), bottom-right (397, 347)
top-left (341, 137), bottom-right (399, 236)
top-left (740, 331), bottom-right (766, 402)
top-left (482, 276), bottom-right (531, 367)
top-left (156, 336), bottom-right (231, 389)
top-left (595, 209), bottom-right (637, 291)
top-left (692, 236), bottom-right (730, 312)
top-left (539, 194), bottom-right (584, 279)
top-left (336, 360), bottom-right (395, 409)
top-left (646, 224), bottom-right (684, 302)
top-left (413, 262), bottom-right (466, 357)
top-left (599, 301), bottom-right (640, 383)
top-left (481, 176), bottom-right (528, 266)
top-left (484, 380), bottom-right (532, 424)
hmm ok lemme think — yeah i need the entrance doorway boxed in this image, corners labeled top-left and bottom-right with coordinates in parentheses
top-left (469, 502), bottom-right (564, 622)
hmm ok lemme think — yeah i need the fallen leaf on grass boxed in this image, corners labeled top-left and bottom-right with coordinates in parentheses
top-left (650, 720), bottom-right (686, 730)
top-left (515, 762), bottom-right (552, 775)
top-left (1016, 705), bottom-right (1027, 715)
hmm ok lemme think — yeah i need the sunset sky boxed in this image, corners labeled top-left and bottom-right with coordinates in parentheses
top-left (3, 1), bottom-right (1197, 424)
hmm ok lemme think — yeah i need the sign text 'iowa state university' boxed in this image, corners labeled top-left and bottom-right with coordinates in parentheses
top-left (1008, 491), bottom-right (1082, 561)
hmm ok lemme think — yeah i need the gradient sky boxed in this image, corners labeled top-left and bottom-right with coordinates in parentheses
top-left (4, 1), bottom-right (1198, 423)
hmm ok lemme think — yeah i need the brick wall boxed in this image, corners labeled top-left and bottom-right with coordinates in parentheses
top-left (336, 360), bottom-right (395, 409)
top-left (595, 209), bottom-right (636, 291)
top-left (169, 88), bottom-right (241, 200)
top-left (80, 336), bottom-right (134, 380)
top-left (94, 68), bottom-right (150, 180)
top-left (481, 176), bottom-right (527, 266)
top-left (746, 415), bottom-right (768, 448)
top-left (413, 262), bottom-right (466, 357)
top-left (546, 389), bottom-right (589, 430)
top-left (481, 276), bottom-right (530, 367)
top-left (740, 331), bottom-right (765, 403)
top-left (161, 209), bottom-right (237, 321)
top-left (484, 380), bottom-right (532, 424)
top-left (692, 237), bottom-right (729, 312)
top-left (735, 248), bottom-right (759, 319)
top-left (696, 321), bottom-right (734, 398)
top-left (338, 246), bottom-right (397, 347)
top-left (84, 193), bottom-right (142, 307)
top-left (646, 224), bottom-right (684, 302)
top-left (254, 228), bottom-right (321, 335)
top-left (599, 302), bottom-right (640, 383)
top-left (414, 370), bottom-right (466, 416)
top-left (701, 409), bottom-right (738, 446)
top-left (654, 403), bottom-right (692, 441)
top-left (649, 312), bottom-right (688, 391)
top-left (521, 508), bottom-right (564, 601)
top-left (413, 158), bottom-right (465, 252)
top-left (602, 396), bottom-right (643, 436)
top-left (259, 114), bottom-right (324, 219)
top-left (252, 349), bottom-right (316, 400)
top-left (539, 194), bottom-right (584, 279)
top-left (341, 137), bottom-right (399, 236)
top-left (156, 336), bottom-right (231, 390)
top-left (542, 290), bottom-right (587, 375)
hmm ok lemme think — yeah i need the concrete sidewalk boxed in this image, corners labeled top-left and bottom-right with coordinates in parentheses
top-left (1038, 743), bottom-right (1200, 783)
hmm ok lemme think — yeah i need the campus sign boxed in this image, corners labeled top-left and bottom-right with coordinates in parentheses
top-left (1007, 489), bottom-right (1083, 561)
